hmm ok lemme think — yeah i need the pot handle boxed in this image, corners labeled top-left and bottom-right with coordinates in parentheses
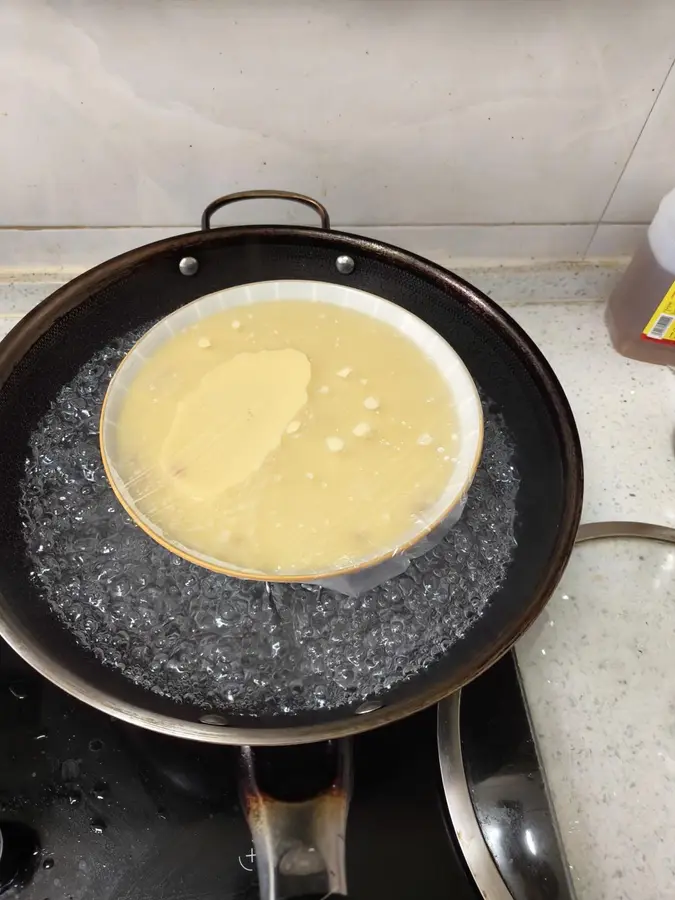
top-left (240, 741), bottom-right (351, 900)
top-left (201, 190), bottom-right (331, 231)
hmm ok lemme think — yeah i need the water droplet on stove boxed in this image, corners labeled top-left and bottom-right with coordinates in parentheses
top-left (66, 789), bottom-right (81, 807)
top-left (91, 780), bottom-right (109, 801)
top-left (60, 759), bottom-right (80, 782)
top-left (157, 806), bottom-right (167, 820)
top-left (34, 731), bottom-right (48, 741)
top-left (42, 858), bottom-right (54, 870)
top-left (90, 819), bottom-right (106, 834)
top-left (88, 739), bottom-right (104, 753)
top-left (9, 682), bottom-right (29, 700)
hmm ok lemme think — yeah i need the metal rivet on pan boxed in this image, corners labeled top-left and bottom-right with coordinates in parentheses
top-left (335, 255), bottom-right (355, 275)
top-left (179, 256), bottom-right (199, 276)
top-left (199, 713), bottom-right (228, 726)
top-left (354, 700), bottom-right (383, 715)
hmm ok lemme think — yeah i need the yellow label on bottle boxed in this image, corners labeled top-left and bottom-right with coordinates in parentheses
top-left (642, 281), bottom-right (675, 343)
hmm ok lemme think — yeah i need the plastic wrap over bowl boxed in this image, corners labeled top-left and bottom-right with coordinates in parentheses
top-left (100, 279), bottom-right (484, 593)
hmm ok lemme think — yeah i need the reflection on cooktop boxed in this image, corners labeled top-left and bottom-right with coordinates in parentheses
top-left (0, 639), bottom-right (477, 900)
top-left (0, 638), bottom-right (570, 900)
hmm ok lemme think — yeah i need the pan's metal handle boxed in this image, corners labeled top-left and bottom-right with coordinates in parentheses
top-left (240, 741), bottom-right (351, 900)
top-left (201, 190), bottom-right (331, 231)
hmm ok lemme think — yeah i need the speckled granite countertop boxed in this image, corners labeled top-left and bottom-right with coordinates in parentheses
top-left (1, 271), bottom-right (673, 900)
top-left (507, 302), bottom-right (675, 900)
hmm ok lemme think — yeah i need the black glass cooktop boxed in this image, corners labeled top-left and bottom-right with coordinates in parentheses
top-left (0, 640), bottom-right (572, 900)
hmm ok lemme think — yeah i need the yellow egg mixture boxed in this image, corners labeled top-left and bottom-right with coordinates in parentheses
top-left (112, 301), bottom-right (459, 575)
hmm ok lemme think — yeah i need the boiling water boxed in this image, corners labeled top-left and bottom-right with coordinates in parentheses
top-left (20, 328), bottom-right (520, 715)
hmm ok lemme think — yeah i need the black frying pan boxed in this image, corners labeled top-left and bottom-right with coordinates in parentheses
top-left (0, 190), bottom-right (583, 900)
top-left (0, 191), bottom-right (582, 748)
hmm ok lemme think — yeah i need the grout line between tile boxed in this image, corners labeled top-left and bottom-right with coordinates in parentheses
top-left (584, 56), bottom-right (675, 258)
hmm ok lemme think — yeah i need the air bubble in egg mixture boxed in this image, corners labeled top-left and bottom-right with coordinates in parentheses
top-left (19, 326), bottom-right (519, 715)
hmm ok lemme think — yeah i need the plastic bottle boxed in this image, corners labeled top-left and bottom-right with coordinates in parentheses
top-left (605, 186), bottom-right (675, 365)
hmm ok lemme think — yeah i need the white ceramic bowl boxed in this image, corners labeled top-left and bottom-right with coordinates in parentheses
top-left (100, 279), bottom-right (484, 584)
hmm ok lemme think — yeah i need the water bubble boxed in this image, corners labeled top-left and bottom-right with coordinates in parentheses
top-left (88, 739), bottom-right (104, 752)
top-left (90, 819), bottom-right (106, 834)
top-left (20, 333), bottom-right (519, 716)
top-left (42, 858), bottom-right (54, 870)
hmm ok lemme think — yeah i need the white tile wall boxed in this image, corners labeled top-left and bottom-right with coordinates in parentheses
top-left (586, 224), bottom-right (648, 258)
top-left (1, 0), bottom-right (674, 264)
top-left (603, 65), bottom-right (675, 223)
